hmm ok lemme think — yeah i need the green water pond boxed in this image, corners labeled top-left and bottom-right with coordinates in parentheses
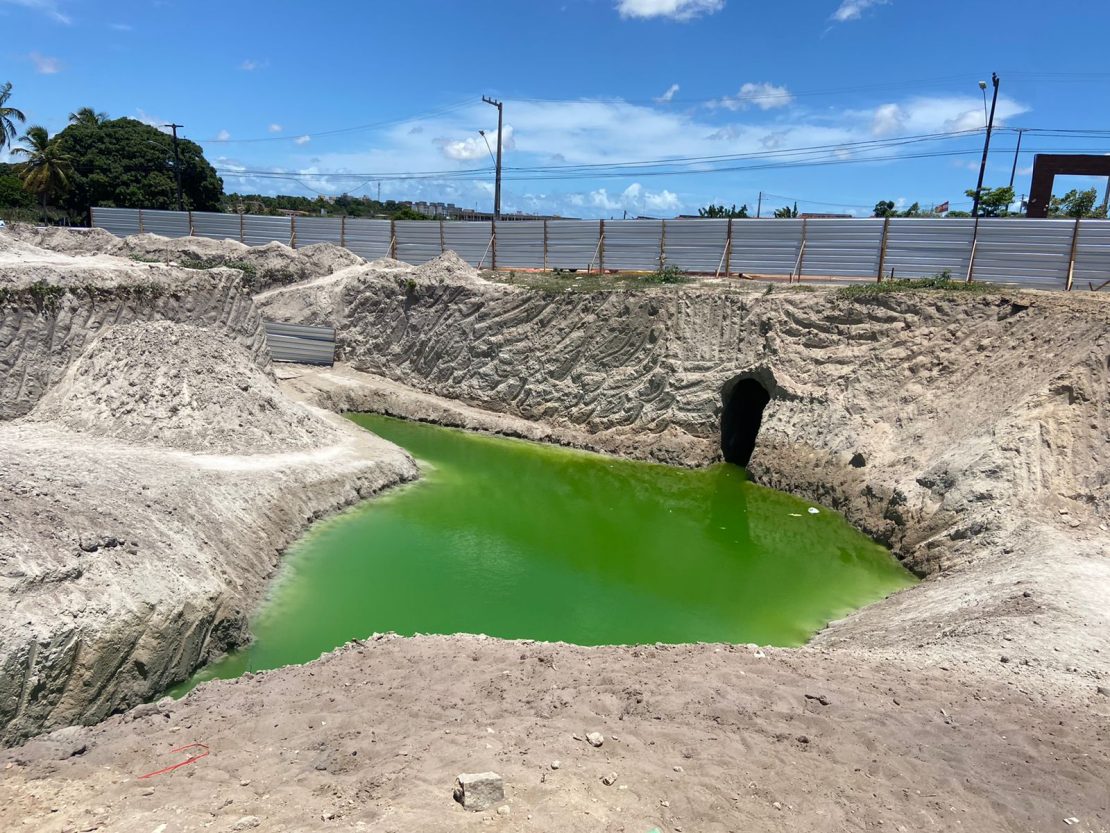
top-left (172, 414), bottom-right (915, 694)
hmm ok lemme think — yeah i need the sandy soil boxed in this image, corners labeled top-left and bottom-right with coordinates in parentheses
top-left (3, 635), bottom-right (1109, 833)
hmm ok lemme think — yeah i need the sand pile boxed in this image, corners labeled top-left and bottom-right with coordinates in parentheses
top-left (112, 235), bottom-right (365, 291)
top-left (28, 320), bottom-right (340, 454)
top-left (412, 250), bottom-right (486, 286)
top-left (2, 224), bottom-right (119, 255)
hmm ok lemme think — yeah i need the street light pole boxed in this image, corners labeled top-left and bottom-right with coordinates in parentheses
top-left (481, 96), bottom-right (502, 221)
top-left (164, 123), bottom-right (184, 211)
top-left (970, 74), bottom-right (999, 219)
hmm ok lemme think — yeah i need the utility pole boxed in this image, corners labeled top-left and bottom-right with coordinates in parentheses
top-left (970, 73), bottom-right (999, 219)
top-left (756, 191), bottom-right (763, 218)
top-left (1008, 127), bottom-right (1024, 190)
top-left (164, 123), bottom-right (184, 211)
top-left (482, 96), bottom-right (503, 221)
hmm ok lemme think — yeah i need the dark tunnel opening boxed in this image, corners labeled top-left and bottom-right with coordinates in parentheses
top-left (721, 378), bottom-right (771, 467)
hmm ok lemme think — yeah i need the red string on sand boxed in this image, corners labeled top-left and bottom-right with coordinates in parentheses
top-left (138, 743), bottom-right (210, 779)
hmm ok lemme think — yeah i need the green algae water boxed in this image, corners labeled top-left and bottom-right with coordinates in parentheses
top-left (173, 415), bottom-right (915, 694)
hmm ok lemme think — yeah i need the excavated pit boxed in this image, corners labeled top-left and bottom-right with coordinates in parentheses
top-left (2, 230), bottom-right (1109, 833)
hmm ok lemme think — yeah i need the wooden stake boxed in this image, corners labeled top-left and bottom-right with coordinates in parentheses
top-left (340, 215), bottom-right (346, 248)
top-left (965, 217), bottom-right (980, 282)
top-left (543, 219), bottom-right (549, 271)
top-left (491, 220), bottom-right (497, 270)
top-left (440, 219), bottom-right (446, 254)
top-left (598, 219), bottom-right (605, 273)
top-left (290, 216), bottom-right (297, 249)
top-left (876, 215), bottom-right (890, 282)
top-left (1065, 217), bottom-right (1081, 291)
top-left (239, 212), bottom-right (245, 244)
top-left (659, 219), bottom-right (667, 268)
top-left (390, 219), bottom-right (397, 259)
top-left (792, 219), bottom-right (807, 283)
top-left (723, 217), bottom-right (733, 277)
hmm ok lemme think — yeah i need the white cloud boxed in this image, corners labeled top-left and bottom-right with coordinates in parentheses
top-left (831, 0), bottom-right (889, 22)
top-left (29, 51), bottom-right (61, 74)
top-left (870, 103), bottom-right (905, 136)
top-left (858, 95), bottom-right (1028, 137)
top-left (655, 83), bottom-right (680, 104)
top-left (109, 22), bottom-right (132, 31)
top-left (0, 0), bottom-right (70, 24)
top-left (293, 134), bottom-right (311, 145)
top-left (135, 109), bottom-right (171, 134)
top-left (440, 125), bottom-right (515, 161)
top-left (268, 123), bottom-right (283, 133)
top-left (215, 129), bottom-right (231, 141)
top-left (713, 82), bottom-right (794, 111)
top-left (589, 182), bottom-right (680, 214)
top-left (239, 59), bottom-right (267, 71)
top-left (616, 0), bottom-right (724, 20)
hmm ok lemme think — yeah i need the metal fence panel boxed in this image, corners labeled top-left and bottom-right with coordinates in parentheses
top-left (883, 219), bottom-right (974, 279)
top-left (294, 216), bottom-right (342, 247)
top-left (344, 218), bottom-right (392, 260)
top-left (802, 218), bottom-right (884, 278)
top-left (548, 220), bottom-right (601, 270)
top-left (730, 219), bottom-right (805, 275)
top-left (242, 215), bottom-right (293, 248)
top-left (395, 221), bottom-right (441, 265)
top-left (91, 206), bottom-right (141, 237)
top-left (192, 211), bottom-right (242, 242)
top-left (664, 219), bottom-right (729, 273)
top-left (140, 209), bottom-right (191, 238)
top-left (972, 219), bottom-right (1071, 289)
top-left (443, 222), bottom-right (493, 266)
top-left (1073, 220), bottom-right (1110, 287)
top-left (264, 321), bottom-right (335, 366)
top-left (493, 220), bottom-right (544, 268)
top-left (604, 220), bottom-right (663, 271)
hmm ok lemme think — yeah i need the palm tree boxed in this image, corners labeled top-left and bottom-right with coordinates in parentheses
top-left (67, 107), bottom-right (108, 127)
top-left (0, 81), bottom-right (27, 153)
top-left (12, 125), bottom-right (75, 224)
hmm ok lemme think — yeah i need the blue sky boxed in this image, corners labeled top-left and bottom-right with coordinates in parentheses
top-left (3, 0), bottom-right (1109, 217)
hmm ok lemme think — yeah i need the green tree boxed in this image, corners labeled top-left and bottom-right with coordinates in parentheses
top-left (1049, 188), bottom-right (1106, 219)
top-left (698, 203), bottom-right (749, 218)
top-left (901, 201), bottom-right (921, 217)
top-left (0, 82), bottom-right (26, 154)
top-left (0, 164), bottom-right (33, 211)
top-left (12, 125), bottom-right (75, 222)
top-left (67, 107), bottom-right (109, 127)
top-left (964, 186), bottom-right (1014, 217)
top-left (54, 117), bottom-right (223, 217)
top-left (773, 201), bottom-right (798, 218)
top-left (872, 200), bottom-right (896, 217)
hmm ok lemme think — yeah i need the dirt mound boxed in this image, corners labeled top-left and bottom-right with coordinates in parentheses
top-left (113, 232), bottom-right (250, 261)
top-left (413, 250), bottom-right (486, 286)
top-left (111, 235), bottom-right (364, 292)
top-left (28, 321), bottom-right (340, 454)
top-left (2, 224), bottom-right (119, 255)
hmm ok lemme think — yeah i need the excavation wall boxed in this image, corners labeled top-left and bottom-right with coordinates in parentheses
top-left (259, 276), bottom-right (1110, 576)
top-left (0, 273), bottom-right (268, 420)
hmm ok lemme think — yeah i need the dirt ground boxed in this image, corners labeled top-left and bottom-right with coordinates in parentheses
top-left (3, 635), bottom-right (1109, 833)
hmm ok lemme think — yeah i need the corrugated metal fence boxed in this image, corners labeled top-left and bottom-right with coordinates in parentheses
top-left (91, 207), bottom-right (1110, 291)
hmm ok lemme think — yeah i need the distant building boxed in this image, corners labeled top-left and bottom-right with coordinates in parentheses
top-left (798, 212), bottom-right (853, 219)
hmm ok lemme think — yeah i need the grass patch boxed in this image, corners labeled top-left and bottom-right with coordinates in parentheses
top-left (835, 272), bottom-right (1001, 300)
top-left (488, 266), bottom-right (691, 293)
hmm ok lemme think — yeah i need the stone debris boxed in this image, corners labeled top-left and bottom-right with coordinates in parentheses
top-left (550, 760), bottom-right (561, 770)
top-left (805, 693), bottom-right (831, 706)
top-left (454, 772), bottom-right (505, 811)
top-left (601, 772), bottom-right (617, 786)
top-left (586, 731), bottom-right (604, 747)
top-left (496, 805), bottom-right (511, 816)
top-left (231, 817), bottom-right (261, 831)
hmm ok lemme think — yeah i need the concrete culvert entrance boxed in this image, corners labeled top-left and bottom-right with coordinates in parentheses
top-left (721, 377), bottom-right (771, 467)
